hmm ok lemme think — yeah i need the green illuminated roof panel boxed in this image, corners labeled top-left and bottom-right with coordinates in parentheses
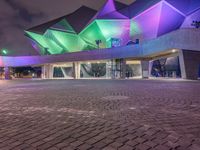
top-left (26, 31), bottom-right (63, 54)
top-left (46, 29), bottom-right (87, 52)
top-left (79, 21), bottom-right (107, 49)
top-left (96, 19), bottom-right (130, 45)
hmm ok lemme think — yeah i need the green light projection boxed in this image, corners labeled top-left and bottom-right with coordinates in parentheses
top-left (79, 21), bottom-right (106, 49)
top-left (79, 20), bottom-right (130, 48)
top-left (130, 20), bottom-right (141, 40)
top-left (26, 31), bottom-right (63, 54)
top-left (96, 20), bottom-right (130, 46)
top-left (45, 29), bottom-right (87, 52)
top-left (27, 19), bottom-right (132, 55)
top-left (96, 20), bottom-right (124, 38)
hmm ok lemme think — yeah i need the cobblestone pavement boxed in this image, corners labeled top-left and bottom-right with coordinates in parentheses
top-left (0, 79), bottom-right (200, 150)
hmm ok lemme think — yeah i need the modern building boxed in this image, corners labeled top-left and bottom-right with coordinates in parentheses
top-left (1, 0), bottom-right (200, 80)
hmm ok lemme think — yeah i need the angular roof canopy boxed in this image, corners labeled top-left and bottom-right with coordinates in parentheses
top-left (27, 1), bottom-right (130, 34)
top-left (119, 0), bottom-right (161, 18)
top-left (25, 0), bottom-right (200, 55)
top-left (119, 0), bottom-right (200, 18)
top-left (95, 0), bottom-right (128, 19)
top-left (28, 17), bottom-right (63, 34)
top-left (27, 0), bottom-right (200, 34)
top-left (114, 1), bottom-right (128, 10)
top-left (181, 8), bottom-right (200, 28)
top-left (166, 0), bottom-right (200, 15)
top-left (27, 6), bottom-right (97, 34)
top-left (64, 6), bottom-right (97, 33)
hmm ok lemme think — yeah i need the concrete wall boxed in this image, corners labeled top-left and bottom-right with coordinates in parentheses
top-left (141, 61), bottom-right (149, 78)
top-left (181, 50), bottom-right (200, 80)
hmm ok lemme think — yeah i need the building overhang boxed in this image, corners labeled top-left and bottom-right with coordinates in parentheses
top-left (0, 28), bottom-right (200, 67)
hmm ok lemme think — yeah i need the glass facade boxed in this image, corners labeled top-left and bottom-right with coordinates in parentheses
top-left (53, 63), bottom-right (74, 79)
top-left (80, 60), bottom-right (110, 79)
top-left (79, 60), bottom-right (142, 79)
top-left (50, 60), bottom-right (142, 79)
top-left (125, 60), bottom-right (142, 78)
top-left (150, 56), bottom-right (181, 78)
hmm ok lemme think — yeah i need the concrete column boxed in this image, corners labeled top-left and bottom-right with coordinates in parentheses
top-left (148, 61), bottom-right (153, 78)
top-left (41, 65), bottom-right (45, 79)
top-left (73, 62), bottom-right (80, 79)
top-left (49, 65), bottom-right (53, 79)
top-left (111, 59), bottom-right (116, 79)
top-left (42, 64), bottom-right (53, 79)
top-left (179, 50), bottom-right (187, 79)
top-left (106, 61), bottom-right (112, 79)
top-left (120, 59), bottom-right (126, 79)
top-left (141, 61), bottom-right (149, 79)
top-left (179, 50), bottom-right (200, 80)
top-left (4, 67), bottom-right (11, 80)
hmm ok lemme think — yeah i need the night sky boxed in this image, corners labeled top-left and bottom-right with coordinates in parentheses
top-left (0, 0), bottom-right (134, 56)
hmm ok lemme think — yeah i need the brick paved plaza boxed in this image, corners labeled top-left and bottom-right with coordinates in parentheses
top-left (0, 79), bottom-right (200, 150)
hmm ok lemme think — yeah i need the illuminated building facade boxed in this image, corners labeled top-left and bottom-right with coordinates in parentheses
top-left (1, 0), bottom-right (200, 80)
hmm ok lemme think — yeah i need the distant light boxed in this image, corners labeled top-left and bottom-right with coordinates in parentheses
top-left (87, 62), bottom-right (91, 65)
top-left (1, 49), bottom-right (7, 55)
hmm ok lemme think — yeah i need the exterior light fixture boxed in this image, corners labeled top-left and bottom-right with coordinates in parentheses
top-left (172, 49), bottom-right (176, 53)
top-left (1, 49), bottom-right (7, 55)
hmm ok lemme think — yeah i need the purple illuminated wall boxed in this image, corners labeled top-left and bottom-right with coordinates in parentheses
top-left (157, 1), bottom-right (185, 36)
top-left (97, 0), bottom-right (116, 17)
top-left (131, 2), bottom-right (162, 41)
top-left (166, 0), bottom-right (200, 15)
top-left (181, 9), bottom-right (200, 28)
top-left (130, 1), bottom-right (185, 41)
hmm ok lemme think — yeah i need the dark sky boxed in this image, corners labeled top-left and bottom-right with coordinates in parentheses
top-left (0, 0), bottom-right (134, 56)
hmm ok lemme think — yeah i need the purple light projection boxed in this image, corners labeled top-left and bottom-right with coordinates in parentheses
top-left (93, 0), bottom-right (128, 20)
top-left (130, 1), bottom-right (185, 41)
top-left (30, 40), bottom-right (42, 54)
top-left (157, 1), bottom-right (185, 36)
top-left (166, 0), bottom-right (200, 15)
top-left (131, 2), bottom-right (162, 41)
top-left (181, 9), bottom-right (200, 28)
top-left (97, 0), bottom-right (116, 17)
top-left (97, 11), bottom-right (128, 19)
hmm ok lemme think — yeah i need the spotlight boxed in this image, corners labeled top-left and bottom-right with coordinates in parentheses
top-left (172, 49), bottom-right (176, 53)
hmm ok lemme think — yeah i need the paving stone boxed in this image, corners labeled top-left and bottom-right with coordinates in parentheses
top-left (144, 140), bottom-right (159, 148)
top-left (70, 140), bottom-right (84, 147)
top-left (47, 147), bottom-right (59, 150)
top-left (126, 140), bottom-right (139, 147)
top-left (154, 145), bottom-right (170, 150)
top-left (136, 144), bottom-right (151, 150)
top-left (93, 140), bottom-right (109, 149)
top-left (77, 143), bottom-right (92, 150)
top-left (109, 142), bottom-right (124, 149)
top-left (0, 79), bottom-right (199, 150)
top-left (118, 145), bottom-right (134, 150)
top-left (102, 146), bottom-right (116, 150)
top-left (189, 144), bottom-right (200, 150)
